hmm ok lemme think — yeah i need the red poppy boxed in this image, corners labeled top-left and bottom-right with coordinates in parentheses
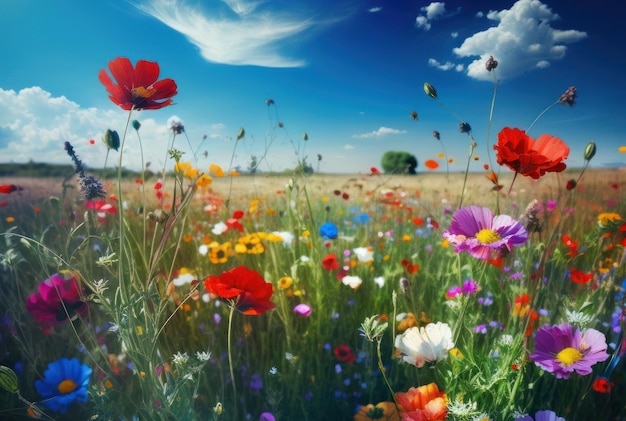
top-left (334, 345), bottom-right (356, 364)
top-left (322, 253), bottom-right (340, 270)
top-left (592, 377), bottom-right (613, 393)
top-left (494, 127), bottom-right (569, 179)
top-left (0, 185), bottom-right (22, 194)
top-left (569, 268), bottom-right (593, 284)
top-left (204, 266), bottom-right (274, 315)
top-left (99, 57), bottom-right (178, 110)
top-left (370, 167), bottom-right (381, 175)
top-left (562, 235), bottom-right (579, 257)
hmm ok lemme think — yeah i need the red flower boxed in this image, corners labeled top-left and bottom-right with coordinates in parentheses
top-left (322, 253), bottom-right (340, 270)
top-left (569, 268), bottom-right (593, 284)
top-left (333, 345), bottom-right (356, 364)
top-left (204, 266), bottom-right (274, 315)
top-left (494, 127), bottom-right (569, 179)
top-left (562, 235), bottom-right (579, 257)
top-left (99, 57), bottom-right (177, 110)
top-left (0, 185), bottom-right (22, 194)
top-left (25, 272), bottom-right (87, 334)
top-left (593, 377), bottom-right (614, 393)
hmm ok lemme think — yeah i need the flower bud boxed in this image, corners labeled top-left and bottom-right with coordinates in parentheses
top-left (486, 55), bottom-right (498, 72)
top-left (583, 141), bottom-right (596, 161)
top-left (423, 82), bottom-right (438, 99)
top-left (132, 120), bottom-right (141, 131)
top-left (0, 365), bottom-right (19, 393)
top-left (459, 122), bottom-right (472, 133)
top-left (102, 129), bottom-right (120, 151)
top-left (303, 132), bottom-right (308, 141)
top-left (566, 179), bottom-right (577, 190)
top-left (237, 127), bottom-right (245, 140)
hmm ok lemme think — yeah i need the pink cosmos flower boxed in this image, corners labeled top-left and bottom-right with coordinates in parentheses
top-left (25, 272), bottom-right (87, 334)
top-left (443, 206), bottom-right (528, 260)
top-left (529, 323), bottom-right (609, 379)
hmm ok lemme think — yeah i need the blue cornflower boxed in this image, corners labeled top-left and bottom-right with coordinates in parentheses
top-left (35, 357), bottom-right (91, 414)
top-left (319, 222), bottom-right (338, 240)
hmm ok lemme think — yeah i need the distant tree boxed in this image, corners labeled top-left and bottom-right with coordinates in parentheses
top-left (294, 157), bottom-right (314, 175)
top-left (380, 151), bottom-right (418, 174)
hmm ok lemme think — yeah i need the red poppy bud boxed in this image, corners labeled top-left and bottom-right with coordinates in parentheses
top-left (566, 179), bottom-right (577, 190)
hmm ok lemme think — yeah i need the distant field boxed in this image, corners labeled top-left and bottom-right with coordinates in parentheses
top-left (1, 168), bottom-right (623, 210)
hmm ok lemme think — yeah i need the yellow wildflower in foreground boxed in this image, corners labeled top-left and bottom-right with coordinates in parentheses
top-left (597, 212), bottom-right (621, 226)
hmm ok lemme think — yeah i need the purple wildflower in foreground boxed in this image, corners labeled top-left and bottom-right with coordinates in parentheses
top-left (529, 323), bottom-right (609, 379)
top-left (515, 410), bottom-right (565, 421)
top-left (443, 206), bottom-right (528, 260)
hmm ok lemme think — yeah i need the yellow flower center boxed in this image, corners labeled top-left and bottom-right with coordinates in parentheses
top-left (57, 379), bottom-right (78, 395)
top-left (131, 86), bottom-right (156, 99)
top-left (556, 347), bottom-right (583, 366)
top-left (476, 229), bottom-right (502, 244)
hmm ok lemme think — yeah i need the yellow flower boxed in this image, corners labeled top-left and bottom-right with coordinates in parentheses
top-left (234, 233), bottom-right (266, 254)
top-left (598, 212), bottom-right (621, 226)
top-left (195, 173), bottom-right (212, 188)
top-left (175, 161), bottom-right (191, 173)
top-left (209, 241), bottom-right (232, 264)
top-left (209, 164), bottom-right (225, 177)
top-left (277, 276), bottom-right (293, 290)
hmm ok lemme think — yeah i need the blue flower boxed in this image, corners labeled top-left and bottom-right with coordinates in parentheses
top-left (319, 222), bottom-right (338, 240)
top-left (35, 357), bottom-right (91, 414)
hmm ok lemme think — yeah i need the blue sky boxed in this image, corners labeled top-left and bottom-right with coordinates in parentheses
top-left (1, 0), bottom-right (624, 174)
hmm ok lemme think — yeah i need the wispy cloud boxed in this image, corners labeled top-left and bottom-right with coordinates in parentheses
top-left (428, 58), bottom-right (464, 72)
top-left (453, 0), bottom-right (587, 80)
top-left (368, 7), bottom-right (382, 13)
top-left (352, 127), bottom-right (407, 139)
top-left (132, 0), bottom-right (334, 67)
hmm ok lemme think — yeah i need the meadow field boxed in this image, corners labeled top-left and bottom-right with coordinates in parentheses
top-left (0, 166), bottom-right (625, 420)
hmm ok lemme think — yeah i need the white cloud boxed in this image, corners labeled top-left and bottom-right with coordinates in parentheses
top-left (0, 86), bottom-right (177, 171)
top-left (475, 11), bottom-right (484, 18)
top-left (415, 1), bottom-right (446, 30)
top-left (132, 0), bottom-right (334, 67)
top-left (368, 6), bottom-right (382, 13)
top-left (415, 15), bottom-right (431, 30)
top-left (423, 2), bottom-right (446, 19)
top-left (353, 126), bottom-right (407, 139)
top-left (344, 144), bottom-right (354, 150)
top-left (451, 31), bottom-right (458, 38)
top-left (452, 0), bottom-right (587, 81)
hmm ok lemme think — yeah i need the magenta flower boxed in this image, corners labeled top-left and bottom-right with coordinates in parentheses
top-left (443, 206), bottom-right (528, 260)
top-left (529, 323), bottom-right (609, 379)
top-left (25, 272), bottom-right (87, 334)
top-left (293, 303), bottom-right (312, 317)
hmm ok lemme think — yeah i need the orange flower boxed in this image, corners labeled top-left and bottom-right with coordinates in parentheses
top-left (494, 127), bottom-right (569, 179)
top-left (99, 57), bottom-right (177, 110)
top-left (354, 402), bottom-right (400, 421)
top-left (424, 159), bottom-right (439, 170)
top-left (396, 383), bottom-right (447, 421)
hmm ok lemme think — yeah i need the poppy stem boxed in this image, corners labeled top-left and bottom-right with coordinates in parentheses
top-left (227, 304), bottom-right (238, 419)
top-left (508, 171), bottom-right (519, 196)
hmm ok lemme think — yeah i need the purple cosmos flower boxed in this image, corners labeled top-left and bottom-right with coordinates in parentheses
top-left (529, 323), bottom-right (609, 379)
top-left (443, 206), bottom-right (528, 260)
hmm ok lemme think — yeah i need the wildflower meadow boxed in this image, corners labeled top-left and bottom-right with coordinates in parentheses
top-left (0, 57), bottom-right (625, 421)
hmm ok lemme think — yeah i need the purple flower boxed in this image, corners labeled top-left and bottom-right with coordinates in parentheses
top-left (515, 410), bottom-right (566, 421)
top-left (529, 323), bottom-right (609, 379)
top-left (443, 206), bottom-right (528, 260)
